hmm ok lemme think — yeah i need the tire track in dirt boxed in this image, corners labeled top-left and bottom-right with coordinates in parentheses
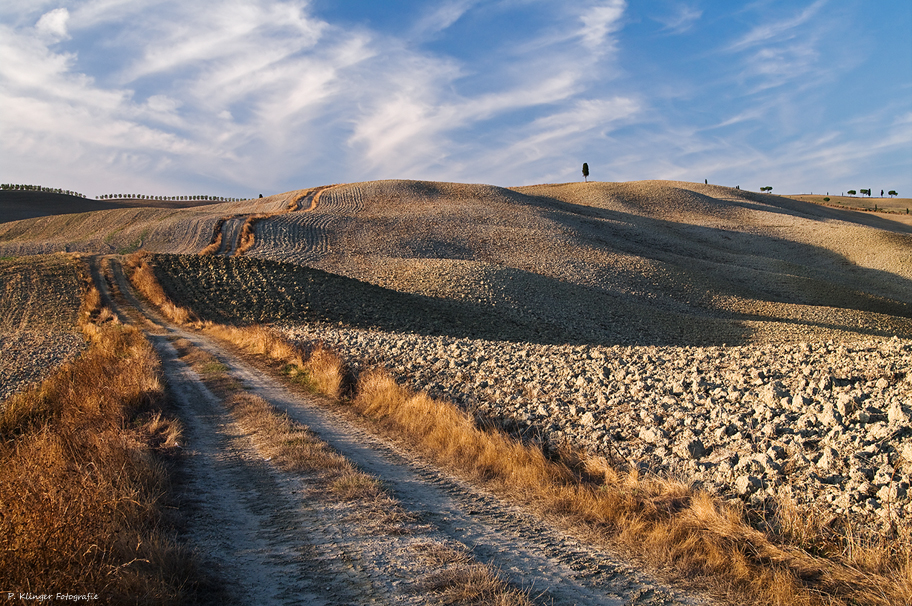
top-left (216, 217), bottom-right (247, 255)
top-left (100, 256), bottom-right (713, 605)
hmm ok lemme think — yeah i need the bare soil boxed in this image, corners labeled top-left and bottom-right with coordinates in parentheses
top-left (0, 254), bottom-right (85, 400)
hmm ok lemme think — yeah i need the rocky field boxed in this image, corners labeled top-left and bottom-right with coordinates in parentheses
top-left (282, 322), bottom-right (912, 533)
top-left (0, 254), bottom-right (86, 400)
top-left (138, 247), bottom-right (912, 534)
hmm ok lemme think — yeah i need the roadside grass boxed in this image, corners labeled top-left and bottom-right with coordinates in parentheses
top-left (126, 252), bottom-right (911, 606)
top-left (125, 251), bottom-right (195, 324)
top-left (234, 213), bottom-right (270, 256)
top-left (199, 217), bottom-right (227, 255)
top-left (0, 267), bottom-right (197, 604)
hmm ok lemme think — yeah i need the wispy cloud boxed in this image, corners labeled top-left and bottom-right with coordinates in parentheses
top-left (411, 0), bottom-right (479, 38)
top-left (652, 3), bottom-right (702, 34)
top-left (578, 0), bottom-right (626, 51)
top-left (35, 7), bottom-right (70, 39)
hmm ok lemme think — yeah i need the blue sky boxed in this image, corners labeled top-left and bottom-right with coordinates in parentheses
top-left (1, 0), bottom-right (910, 198)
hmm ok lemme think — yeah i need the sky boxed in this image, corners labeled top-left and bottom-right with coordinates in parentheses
top-left (1, 0), bottom-right (910, 199)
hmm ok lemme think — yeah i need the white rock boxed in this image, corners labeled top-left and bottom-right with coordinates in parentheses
top-left (901, 443), bottom-right (912, 465)
top-left (817, 403), bottom-right (843, 427)
top-left (816, 447), bottom-right (840, 472)
top-left (639, 427), bottom-right (666, 445)
top-left (888, 401), bottom-right (909, 425)
top-left (735, 475), bottom-right (762, 495)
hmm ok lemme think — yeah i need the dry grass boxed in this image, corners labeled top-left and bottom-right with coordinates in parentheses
top-left (125, 252), bottom-right (195, 324)
top-left (348, 369), bottom-right (908, 606)
top-left (234, 213), bottom-right (270, 256)
top-left (418, 564), bottom-right (533, 606)
top-left (412, 542), bottom-right (532, 606)
top-left (198, 217), bottom-right (226, 255)
top-left (0, 274), bottom-right (196, 603)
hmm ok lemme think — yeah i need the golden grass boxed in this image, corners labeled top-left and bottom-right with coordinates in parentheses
top-left (128, 255), bottom-right (909, 605)
top-left (125, 252), bottom-right (194, 324)
top-left (412, 542), bottom-right (533, 605)
top-left (417, 564), bottom-right (533, 606)
top-left (234, 213), bottom-right (270, 256)
top-left (348, 369), bottom-right (909, 606)
top-left (198, 217), bottom-right (225, 255)
top-left (0, 272), bottom-right (196, 603)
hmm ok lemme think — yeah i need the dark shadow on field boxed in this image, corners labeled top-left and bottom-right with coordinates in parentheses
top-left (0, 191), bottom-right (226, 224)
top-left (505, 190), bottom-right (912, 322)
top-left (149, 254), bottom-right (753, 347)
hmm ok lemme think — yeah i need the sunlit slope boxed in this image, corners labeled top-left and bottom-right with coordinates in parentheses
top-left (246, 180), bottom-right (912, 343)
top-left (0, 189), bottom-right (311, 256)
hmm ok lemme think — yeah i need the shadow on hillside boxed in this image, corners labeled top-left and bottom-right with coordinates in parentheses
top-left (509, 190), bottom-right (912, 323)
top-left (0, 191), bottom-right (226, 223)
top-left (150, 254), bottom-right (755, 347)
top-left (723, 195), bottom-right (912, 235)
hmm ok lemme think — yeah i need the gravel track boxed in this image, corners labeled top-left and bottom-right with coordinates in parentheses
top-left (101, 256), bottom-right (710, 605)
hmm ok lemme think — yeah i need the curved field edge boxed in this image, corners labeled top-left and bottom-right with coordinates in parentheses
top-left (0, 259), bottom-right (208, 604)
top-left (126, 251), bottom-right (912, 606)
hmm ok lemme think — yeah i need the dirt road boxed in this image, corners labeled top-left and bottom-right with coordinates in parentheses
top-left (91, 255), bottom-right (712, 605)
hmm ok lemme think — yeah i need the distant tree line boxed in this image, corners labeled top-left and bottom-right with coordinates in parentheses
top-left (98, 193), bottom-right (249, 202)
top-left (1, 183), bottom-right (87, 198)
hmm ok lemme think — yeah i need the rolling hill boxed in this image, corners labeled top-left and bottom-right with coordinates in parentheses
top-left (2, 180), bottom-right (910, 346)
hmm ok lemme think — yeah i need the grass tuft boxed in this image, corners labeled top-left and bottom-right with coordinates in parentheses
top-left (125, 252), bottom-right (194, 325)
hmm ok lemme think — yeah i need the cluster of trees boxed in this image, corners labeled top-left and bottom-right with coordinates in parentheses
top-left (1, 184), bottom-right (87, 198)
top-left (760, 186), bottom-right (773, 193)
top-left (98, 193), bottom-right (248, 202)
top-left (847, 189), bottom-right (898, 197)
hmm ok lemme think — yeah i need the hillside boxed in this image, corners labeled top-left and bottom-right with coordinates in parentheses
top-left (4, 180), bottom-right (912, 604)
top-left (2, 179), bottom-right (910, 345)
top-left (243, 180), bottom-right (912, 345)
top-left (0, 188), bottom-right (312, 256)
top-left (0, 190), bottom-right (233, 223)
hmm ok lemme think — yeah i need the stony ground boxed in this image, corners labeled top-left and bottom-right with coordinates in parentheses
top-left (0, 254), bottom-right (85, 400)
top-left (5, 179), bottom-right (912, 542)
top-left (282, 322), bottom-right (912, 534)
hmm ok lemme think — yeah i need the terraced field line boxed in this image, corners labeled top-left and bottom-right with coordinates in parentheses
top-left (99, 256), bottom-right (712, 606)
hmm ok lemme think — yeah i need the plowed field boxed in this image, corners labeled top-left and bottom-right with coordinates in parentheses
top-left (0, 254), bottom-right (86, 400)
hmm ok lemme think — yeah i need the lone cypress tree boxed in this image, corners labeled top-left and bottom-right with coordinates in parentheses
top-left (582, 162), bottom-right (589, 183)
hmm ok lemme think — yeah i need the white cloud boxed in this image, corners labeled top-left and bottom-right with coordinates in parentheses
top-left (728, 0), bottom-right (828, 51)
top-left (36, 7), bottom-right (70, 39)
top-left (653, 3), bottom-right (702, 34)
top-left (578, 0), bottom-right (626, 51)
top-left (411, 0), bottom-right (479, 38)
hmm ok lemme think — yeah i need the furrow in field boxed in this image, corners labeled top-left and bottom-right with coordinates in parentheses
top-left (250, 212), bottom-right (336, 264)
top-left (316, 185), bottom-right (365, 213)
